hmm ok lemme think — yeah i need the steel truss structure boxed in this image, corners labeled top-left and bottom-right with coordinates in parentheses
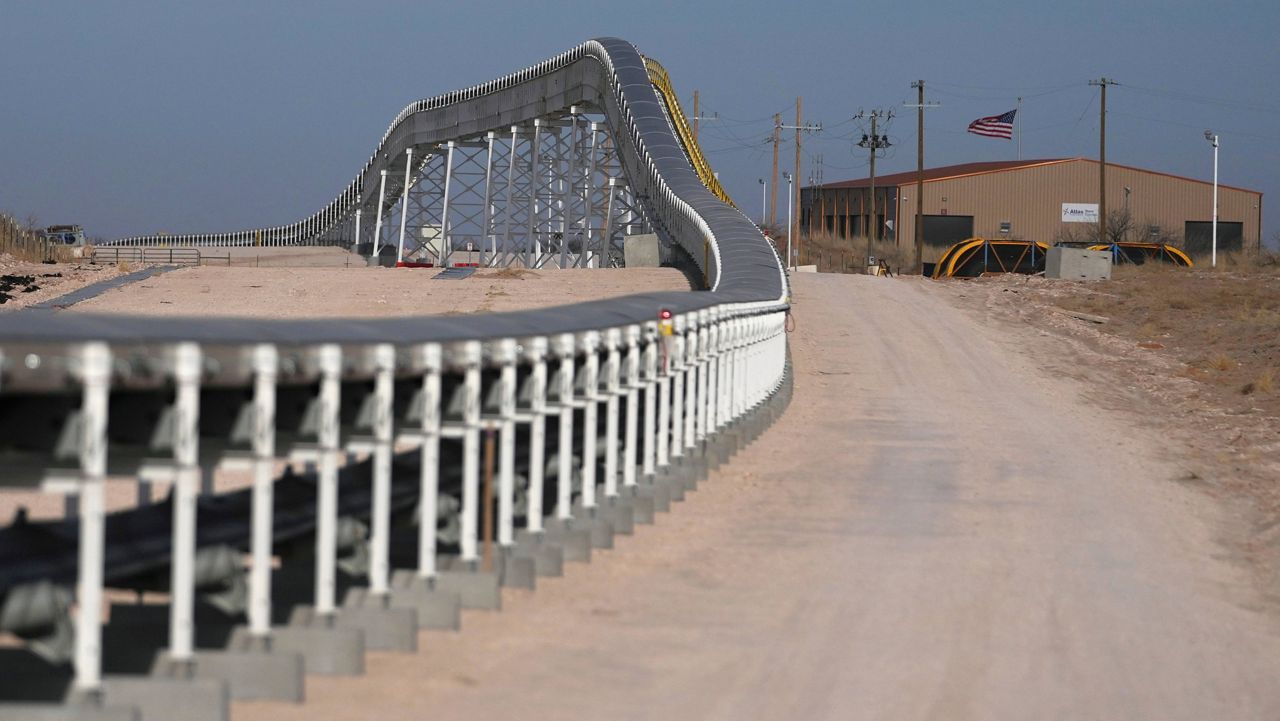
top-left (0, 37), bottom-right (789, 720)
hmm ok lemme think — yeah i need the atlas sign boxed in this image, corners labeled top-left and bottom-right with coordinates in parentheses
top-left (1062, 203), bottom-right (1099, 223)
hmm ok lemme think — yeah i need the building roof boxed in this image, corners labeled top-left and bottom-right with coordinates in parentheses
top-left (814, 157), bottom-right (1262, 195)
top-left (816, 159), bottom-right (1070, 189)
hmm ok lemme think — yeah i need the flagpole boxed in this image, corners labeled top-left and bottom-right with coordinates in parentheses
top-left (1016, 96), bottom-right (1022, 160)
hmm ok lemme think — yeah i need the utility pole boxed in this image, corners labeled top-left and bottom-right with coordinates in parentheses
top-left (770, 114), bottom-right (781, 226)
top-left (1089, 78), bottom-right (1117, 243)
top-left (793, 97), bottom-right (802, 256)
top-left (777, 100), bottom-right (822, 263)
top-left (906, 82), bottom-right (940, 274)
top-left (856, 109), bottom-right (893, 246)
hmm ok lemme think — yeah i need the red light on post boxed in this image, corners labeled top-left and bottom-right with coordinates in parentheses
top-left (659, 309), bottom-right (673, 320)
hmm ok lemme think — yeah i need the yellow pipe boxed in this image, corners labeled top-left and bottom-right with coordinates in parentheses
top-left (643, 58), bottom-right (735, 208)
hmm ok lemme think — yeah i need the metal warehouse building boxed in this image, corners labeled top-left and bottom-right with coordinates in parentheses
top-left (800, 158), bottom-right (1263, 258)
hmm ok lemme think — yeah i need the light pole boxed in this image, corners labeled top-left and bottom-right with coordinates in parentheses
top-left (783, 172), bottom-right (794, 270)
top-left (758, 178), bottom-right (766, 226)
top-left (1204, 130), bottom-right (1219, 267)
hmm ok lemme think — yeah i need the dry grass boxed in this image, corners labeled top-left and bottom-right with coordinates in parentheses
top-left (793, 231), bottom-right (913, 274)
top-left (1208, 354), bottom-right (1236, 371)
top-left (1244, 368), bottom-right (1275, 395)
top-left (1053, 257), bottom-right (1279, 418)
top-left (485, 267), bottom-right (538, 280)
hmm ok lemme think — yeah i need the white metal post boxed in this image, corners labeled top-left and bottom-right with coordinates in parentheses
top-left (497, 338), bottom-right (517, 547)
top-left (369, 344), bottom-right (395, 597)
top-left (581, 122), bottom-right (603, 267)
top-left (395, 147), bottom-right (414, 264)
top-left (459, 340), bottom-right (482, 564)
top-left (1210, 132), bottom-right (1219, 268)
top-left (670, 318), bottom-right (685, 460)
top-left (603, 328), bottom-right (621, 498)
top-left (683, 322), bottom-right (698, 452)
top-left (481, 132), bottom-right (497, 267)
top-left (526, 337), bottom-right (548, 533)
top-left (527, 121), bottom-right (543, 268)
top-left (504, 126), bottom-right (519, 267)
top-left (759, 178), bottom-right (767, 225)
top-left (249, 344), bottom-right (278, 639)
top-left (707, 317), bottom-right (719, 434)
top-left (417, 344), bottom-right (442, 579)
top-left (695, 317), bottom-right (708, 442)
top-left (73, 342), bottom-right (111, 695)
top-left (642, 324), bottom-right (658, 477)
top-left (580, 331), bottom-right (600, 509)
top-left (373, 170), bottom-right (388, 257)
top-left (600, 179), bottom-right (618, 269)
top-left (563, 111), bottom-right (579, 270)
top-left (623, 325), bottom-right (640, 488)
top-left (353, 208), bottom-right (362, 251)
top-left (315, 344), bottom-right (342, 617)
top-left (553, 333), bottom-right (575, 520)
top-left (169, 342), bottom-right (202, 663)
top-left (440, 142), bottom-right (457, 268)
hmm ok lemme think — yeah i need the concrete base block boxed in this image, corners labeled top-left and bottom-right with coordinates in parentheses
top-left (100, 675), bottom-right (227, 721)
top-left (535, 523), bottom-right (592, 563)
top-left (232, 622), bottom-right (363, 676)
top-left (385, 573), bottom-right (463, 630)
top-left (578, 517), bottom-right (611, 550)
top-left (599, 499), bottom-right (635, 535)
top-left (497, 551), bottom-right (537, 590)
top-left (637, 479), bottom-right (671, 513)
top-left (431, 569), bottom-right (502, 611)
top-left (511, 534), bottom-right (565, 577)
top-left (289, 603), bottom-right (416, 653)
top-left (0, 705), bottom-right (138, 721)
top-left (151, 649), bottom-right (303, 703)
top-left (661, 471), bottom-right (687, 501)
top-left (624, 491), bottom-right (656, 524)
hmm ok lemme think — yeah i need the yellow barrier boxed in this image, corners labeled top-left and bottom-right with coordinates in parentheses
top-left (644, 58), bottom-right (735, 208)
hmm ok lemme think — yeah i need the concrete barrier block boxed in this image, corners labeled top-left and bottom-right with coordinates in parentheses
top-left (431, 569), bottom-right (502, 611)
top-left (240, 621), bottom-right (363, 676)
top-left (0, 705), bottom-right (138, 721)
top-left (1046, 246), bottom-right (1111, 280)
top-left (381, 573), bottom-right (463, 630)
top-left (289, 603), bottom-right (416, 653)
top-left (535, 522), bottom-right (593, 563)
top-left (600, 499), bottom-right (635, 535)
top-left (101, 676), bottom-right (227, 721)
top-left (625, 492), bottom-right (656, 524)
top-left (152, 649), bottom-right (303, 703)
top-left (637, 478), bottom-right (671, 513)
top-left (498, 552), bottom-right (537, 590)
top-left (623, 234), bottom-right (661, 267)
top-left (513, 536), bottom-right (565, 576)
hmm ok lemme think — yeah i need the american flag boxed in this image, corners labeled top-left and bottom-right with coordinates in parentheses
top-left (967, 109), bottom-right (1017, 139)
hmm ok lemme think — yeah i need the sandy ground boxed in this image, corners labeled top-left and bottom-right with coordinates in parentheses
top-left (226, 272), bottom-right (1280, 721)
top-left (929, 271), bottom-right (1280, 601)
top-left (66, 266), bottom-right (691, 318)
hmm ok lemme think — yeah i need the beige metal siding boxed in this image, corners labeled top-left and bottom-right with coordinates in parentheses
top-left (893, 159), bottom-right (1261, 256)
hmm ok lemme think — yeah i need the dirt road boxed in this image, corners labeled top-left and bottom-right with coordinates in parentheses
top-left (239, 273), bottom-right (1280, 720)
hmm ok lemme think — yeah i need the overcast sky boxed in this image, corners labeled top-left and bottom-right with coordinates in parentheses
top-left (2, 0), bottom-right (1275, 245)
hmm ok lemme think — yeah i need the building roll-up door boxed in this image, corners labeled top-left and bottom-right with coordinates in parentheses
top-left (923, 215), bottom-right (974, 250)
top-left (1184, 221), bottom-right (1243, 256)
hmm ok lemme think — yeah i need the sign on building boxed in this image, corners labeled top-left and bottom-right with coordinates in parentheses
top-left (1061, 203), bottom-right (1099, 223)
